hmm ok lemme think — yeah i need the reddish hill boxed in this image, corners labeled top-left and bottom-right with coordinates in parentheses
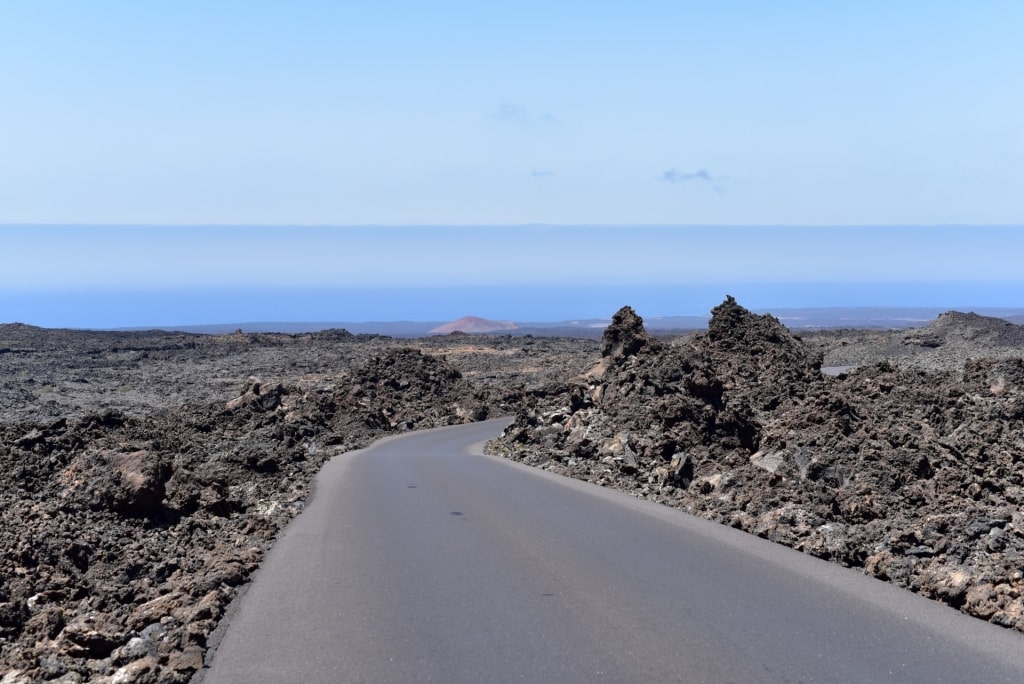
top-left (429, 316), bottom-right (519, 334)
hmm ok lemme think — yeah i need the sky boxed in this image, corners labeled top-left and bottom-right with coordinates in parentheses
top-left (1, 1), bottom-right (1021, 225)
top-left (1, 3), bottom-right (1022, 326)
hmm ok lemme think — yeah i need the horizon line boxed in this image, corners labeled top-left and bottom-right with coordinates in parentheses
top-left (3, 222), bottom-right (1023, 229)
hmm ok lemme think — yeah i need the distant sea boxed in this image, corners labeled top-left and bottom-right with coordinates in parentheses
top-left (4, 224), bottom-right (1024, 329)
top-left (3, 282), bottom-right (1024, 330)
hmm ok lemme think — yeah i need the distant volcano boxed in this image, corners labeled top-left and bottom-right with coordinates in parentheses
top-left (429, 316), bottom-right (519, 334)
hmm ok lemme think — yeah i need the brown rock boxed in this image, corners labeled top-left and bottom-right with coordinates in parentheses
top-left (59, 615), bottom-right (124, 659)
top-left (600, 306), bottom-right (650, 360)
top-left (166, 645), bottom-right (204, 674)
top-left (107, 450), bottom-right (171, 515)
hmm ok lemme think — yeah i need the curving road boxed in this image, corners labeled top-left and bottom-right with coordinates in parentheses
top-left (198, 418), bottom-right (1024, 683)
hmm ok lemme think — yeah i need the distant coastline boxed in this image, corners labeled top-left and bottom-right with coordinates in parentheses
top-left (3, 283), bottom-right (1023, 332)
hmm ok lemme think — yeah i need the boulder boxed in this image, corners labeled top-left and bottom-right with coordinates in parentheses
top-left (600, 306), bottom-right (651, 361)
top-left (59, 450), bottom-right (171, 516)
top-left (59, 615), bottom-right (124, 659)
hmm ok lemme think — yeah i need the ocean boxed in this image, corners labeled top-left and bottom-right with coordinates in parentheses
top-left (3, 282), bottom-right (1024, 330)
top-left (3, 225), bottom-right (1023, 328)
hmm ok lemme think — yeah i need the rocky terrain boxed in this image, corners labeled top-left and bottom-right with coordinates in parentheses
top-left (3, 303), bottom-right (1024, 682)
top-left (805, 310), bottom-right (1024, 372)
top-left (489, 298), bottom-right (1024, 636)
top-left (0, 326), bottom-right (596, 682)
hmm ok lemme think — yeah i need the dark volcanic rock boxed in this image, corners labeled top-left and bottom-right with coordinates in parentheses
top-left (704, 295), bottom-right (823, 408)
top-left (600, 306), bottom-right (653, 361)
top-left (336, 347), bottom-right (487, 431)
top-left (0, 326), bottom-right (598, 681)
top-left (491, 297), bottom-right (1024, 635)
top-left (8, 306), bottom-right (1023, 678)
top-left (809, 309), bottom-right (1024, 373)
top-left (60, 448), bottom-right (172, 516)
top-left (0, 331), bottom-right (577, 679)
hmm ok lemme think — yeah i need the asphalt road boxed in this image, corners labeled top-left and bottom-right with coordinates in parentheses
top-left (198, 418), bottom-right (1024, 683)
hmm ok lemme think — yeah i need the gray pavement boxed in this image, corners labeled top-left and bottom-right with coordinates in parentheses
top-left (198, 418), bottom-right (1024, 683)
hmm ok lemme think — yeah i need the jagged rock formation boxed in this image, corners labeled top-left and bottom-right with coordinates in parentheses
top-left (5, 307), bottom-right (1024, 680)
top-left (0, 348), bottom-right (490, 682)
top-left (490, 298), bottom-right (1024, 633)
top-left (598, 305), bottom-right (652, 360)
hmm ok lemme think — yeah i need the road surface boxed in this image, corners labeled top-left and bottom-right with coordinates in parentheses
top-left (198, 418), bottom-right (1024, 683)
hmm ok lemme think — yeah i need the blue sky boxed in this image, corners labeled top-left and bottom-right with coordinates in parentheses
top-left (1, 1), bottom-right (1021, 225)
top-left (1, 3), bottom-right (1022, 326)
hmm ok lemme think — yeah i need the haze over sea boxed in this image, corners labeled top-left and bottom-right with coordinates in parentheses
top-left (2, 225), bottom-right (1022, 329)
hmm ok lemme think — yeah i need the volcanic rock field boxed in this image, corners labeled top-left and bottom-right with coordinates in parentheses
top-left (2, 299), bottom-right (1024, 681)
